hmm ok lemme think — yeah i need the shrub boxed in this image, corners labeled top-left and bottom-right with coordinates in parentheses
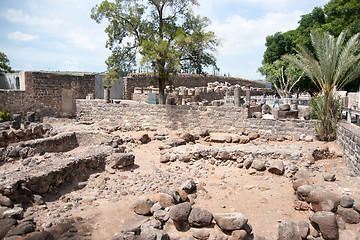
top-left (0, 110), bottom-right (11, 121)
top-left (308, 93), bottom-right (341, 141)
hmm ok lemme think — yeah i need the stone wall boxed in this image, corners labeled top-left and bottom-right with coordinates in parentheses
top-left (337, 121), bottom-right (360, 176)
top-left (124, 73), bottom-right (266, 100)
top-left (0, 71), bottom-right (95, 117)
top-left (76, 99), bottom-right (316, 136)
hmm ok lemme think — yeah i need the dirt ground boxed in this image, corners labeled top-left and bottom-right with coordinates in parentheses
top-left (28, 118), bottom-right (360, 240)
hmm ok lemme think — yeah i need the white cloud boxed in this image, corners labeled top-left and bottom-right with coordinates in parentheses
top-left (212, 10), bottom-right (302, 57)
top-left (0, 8), bottom-right (63, 31)
top-left (7, 31), bottom-right (39, 42)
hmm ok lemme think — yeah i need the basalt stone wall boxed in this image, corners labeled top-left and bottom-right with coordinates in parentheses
top-left (124, 73), bottom-right (266, 100)
top-left (337, 121), bottom-right (360, 176)
top-left (76, 99), bottom-right (316, 136)
top-left (0, 71), bottom-right (95, 117)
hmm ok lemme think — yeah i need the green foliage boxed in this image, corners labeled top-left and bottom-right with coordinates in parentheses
top-left (91, 0), bottom-right (219, 104)
top-left (261, 0), bottom-right (360, 93)
top-left (257, 60), bottom-right (303, 98)
top-left (285, 29), bottom-right (360, 141)
top-left (0, 52), bottom-right (13, 74)
top-left (0, 110), bottom-right (11, 121)
top-left (308, 93), bottom-right (341, 141)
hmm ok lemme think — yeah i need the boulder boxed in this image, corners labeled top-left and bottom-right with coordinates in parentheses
top-left (180, 132), bottom-right (195, 143)
top-left (169, 202), bottom-right (192, 223)
top-left (268, 160), bottom-right (285, 175)
top-left (298, 221), bottom-right (310, 239)
top-left (354, 201), bottom-right (360, 213)
top-left (278, 219), bottom-right (301, 240)
top-left (296, 185), bottom-right (314, 202)
top-left (340, 195), bottom-right (354, 208)
top-left (216, 150), bottom-right (230, 160)
top-left (231, 230), bottom-right (248, 240)
top-left (292, 178), bottom-right (310, 192)
top-left (199, 130), bottom-right (210, 137)
top-left (134, 197), bottom-right (155, 216)
top-left (251, 160), bottom-right (266, 171)
top-left (337, 206), bottom-right (360, 224)
top-left (0, 218), bottom-right (17, 239)
top-left (153, 193), bottom-right (175, 209)
top-left (134, 133), bottom-right (150, 144)
top-left (308, 189), bottom-right (340, 212)
top-left (2, 206), bottom-right (24, 219)
top-left (110, 153), bottom-right (135, 169)
top-left (6, 220), bottom-right (36, 237)
top-left (163, 138), bottom-right (186, 147)
top-left (160, 154), bottom-right (171, 163)
top-left (239, 136), bottom-right (250, 144)
top-left (248, 132), bottom-right (260, 140)
top-left (213, 213), bottom-right (248, 231)
top-left (188, 207), bottom-right (213, 227)
top-left (224, 135), bottom-right (232, 143)
top-left (309, 211), bottom-right (338, 240)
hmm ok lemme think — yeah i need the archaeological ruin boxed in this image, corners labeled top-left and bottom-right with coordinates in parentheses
top-left (0, 71), bottom-right (360, 239)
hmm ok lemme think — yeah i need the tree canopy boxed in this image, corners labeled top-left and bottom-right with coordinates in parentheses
top-left (260, 0), bottom-right (360, 93)
top-left (0, 52), bottom-right (12, 74)
top-left (91, 0), bottom-right (219, 104)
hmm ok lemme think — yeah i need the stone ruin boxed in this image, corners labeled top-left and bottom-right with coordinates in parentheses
top-left (0, 107), bottom-right (360, 240)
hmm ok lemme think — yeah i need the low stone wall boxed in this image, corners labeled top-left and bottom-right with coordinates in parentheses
top-left (76, 100), bottom-right (316, 136)
top-left (337, 121), bottom-right (360, 176)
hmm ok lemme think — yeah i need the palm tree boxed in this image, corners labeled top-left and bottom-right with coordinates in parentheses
top-left (284, 29), bottom-right (360, 141)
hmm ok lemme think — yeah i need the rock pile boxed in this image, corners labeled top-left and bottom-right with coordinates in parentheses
top-left (117, 180), bottom-right (255, 240)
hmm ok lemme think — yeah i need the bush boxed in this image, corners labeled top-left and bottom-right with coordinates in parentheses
top-left (0, 110), bottom-right (11, 121)
top-left (308, 93), bottom-right (341, 141)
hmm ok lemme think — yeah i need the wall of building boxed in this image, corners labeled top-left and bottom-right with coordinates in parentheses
top-left (0, 71), bottom-right (95, 117)
top-left (76, 99), bottom-right (316, 136)
top-left (337, 121), bottom-right (360, 176)
top-left (124, 73), bottom-right (267, 100)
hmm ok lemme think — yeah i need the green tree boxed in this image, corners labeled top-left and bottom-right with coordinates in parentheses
top-left (261, 0), bottom-right (360, 93)
top-left (91, 0), bottom-right (219, 104)
top-left (0, 52), bottom-right (13, 74)
top-left (258, 60), bottom-right (303, 99)
top-left (284, 29), bottom-right (360, 141)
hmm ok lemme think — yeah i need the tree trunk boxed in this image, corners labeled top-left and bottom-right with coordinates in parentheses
top-left (158, 76), bottom-right (165, 104)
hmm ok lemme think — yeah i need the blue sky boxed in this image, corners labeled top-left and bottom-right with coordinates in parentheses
top-left (0, 0), bottom-right (329, 80)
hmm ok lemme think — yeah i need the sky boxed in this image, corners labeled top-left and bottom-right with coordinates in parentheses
top-left (0, 0), bottom-right (329, 80)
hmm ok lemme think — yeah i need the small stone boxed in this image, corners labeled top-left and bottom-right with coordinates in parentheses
top-left (323, 173), bottom-right (336, 182)
top-left (293, 201), bottom-right (310, 211)
top-left (180, 179), bottom-right (196, 193)
top-left (191, 228), bottom-right (210, 240)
